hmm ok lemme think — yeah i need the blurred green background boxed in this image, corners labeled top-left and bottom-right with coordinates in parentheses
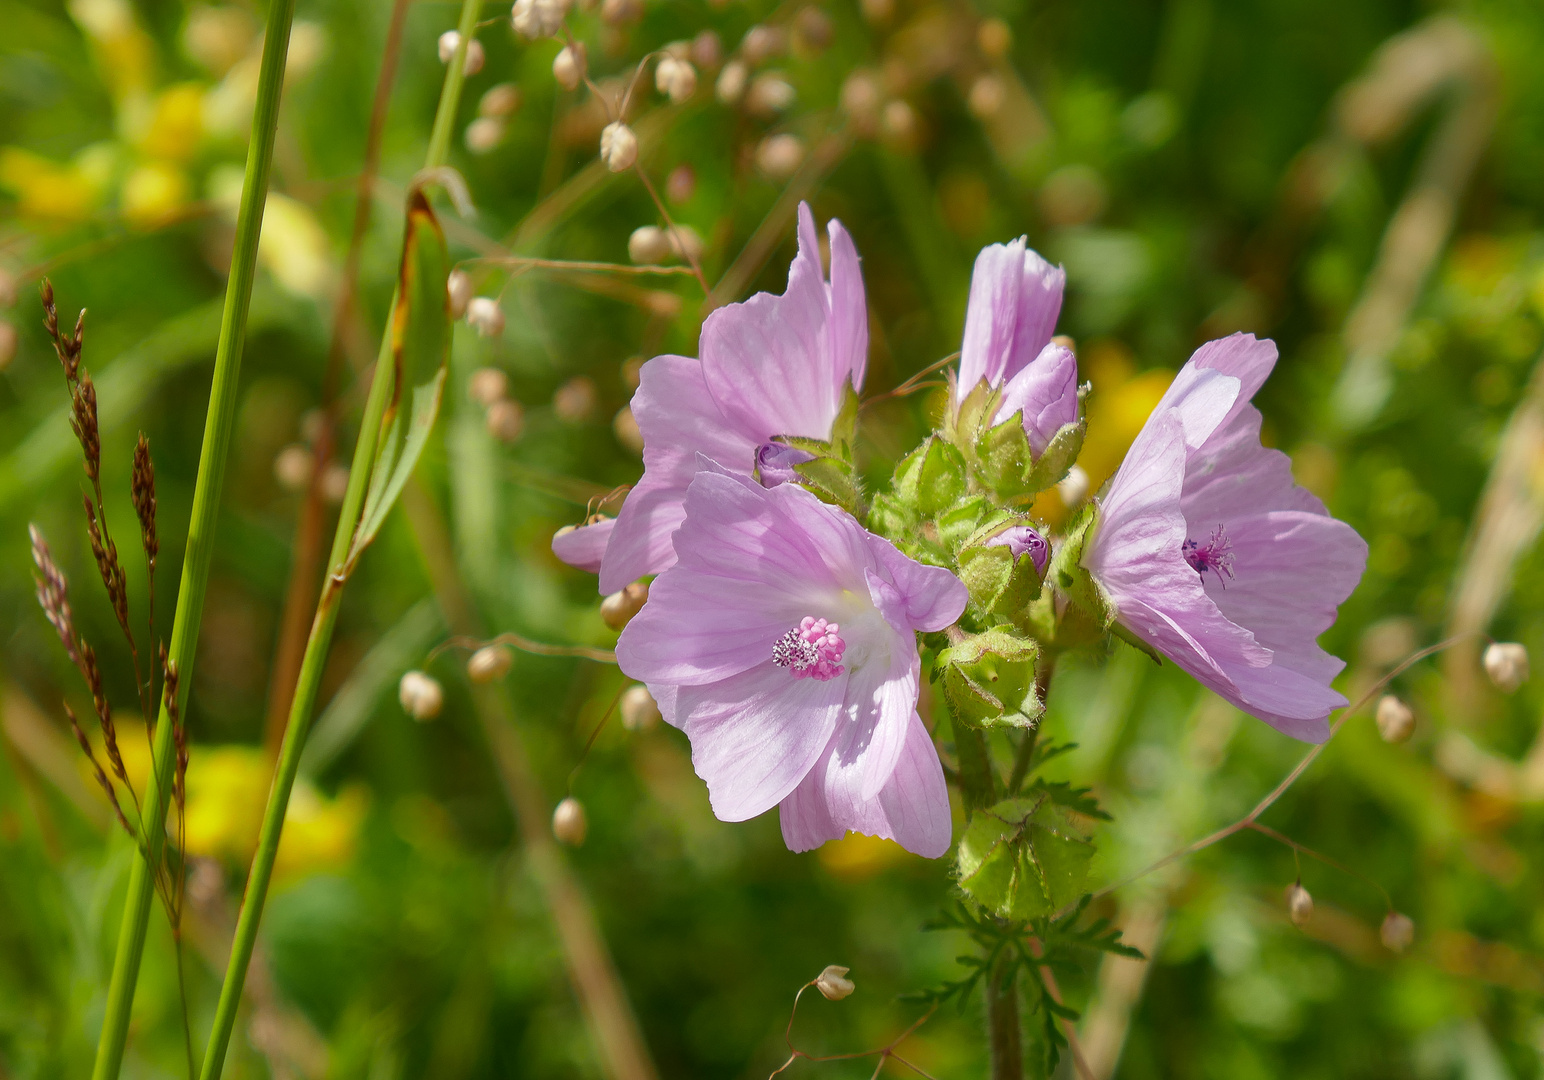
top-left (2, 0), bottom-right (1544, 1076)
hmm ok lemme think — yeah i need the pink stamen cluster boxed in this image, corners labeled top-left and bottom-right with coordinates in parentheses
top-left (1183, 524), bottom-right (1235, 588)
top-left (772, 616), bottom-right (846, 681)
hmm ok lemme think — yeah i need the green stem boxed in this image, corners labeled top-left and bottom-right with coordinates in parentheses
top-left (195, 4), bottom-right (482, 1077)
top-left (985, 952), bottom-right (1023, 1080)
top-left (90, 0), bottom-right (297, 1074)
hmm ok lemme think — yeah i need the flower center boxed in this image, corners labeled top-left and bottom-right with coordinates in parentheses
top-left (1183, 525), bottom-right (1235, 587)
top-left (772, 616), bottom-right (846, 681)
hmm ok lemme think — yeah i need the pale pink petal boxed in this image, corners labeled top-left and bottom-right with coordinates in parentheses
top-left (958, 240), bottom-right (1065, 401)
top-left (864, 549), bottom-right (968, 633)
top-left (552, 518), bottom-right (614, 572)
top-left (677, 663), bottom-right (848, 820)
top-left (826, 216), bottom-right (869, 396)
top-left (994, 342), bottom-right (1079, 456)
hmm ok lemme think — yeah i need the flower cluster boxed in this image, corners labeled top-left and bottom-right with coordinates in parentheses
top-left (556, 205), bottom-right (1367, 859)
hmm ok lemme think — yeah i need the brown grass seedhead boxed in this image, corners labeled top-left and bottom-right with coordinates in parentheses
top-left (30, 524), bottom-right (78, 666)
top-left (132, 433), bottom-right (159, 564)
top-left (65, 702), bottom-right (134, 839)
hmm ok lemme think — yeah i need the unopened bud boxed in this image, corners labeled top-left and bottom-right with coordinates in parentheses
top-left (0, 320), bottom-right (16, 371)
top-left (655, 56), bottom-right (698, 103)
top-left (1380, 911), bottom-right (1414, 953)
top-left (447, 269), bottom-right (474, 318)
top-left (466, 296), bottom-right (505, 337)
top-left (511, 0), bottom-right (568, 38)
top-left (620, 684), bottom-right (661, 731)
top-left (467, 644), bottom-right (513, 683)
top-left (1284, 882), bottom-right (1314, 928)
top-left (716, 60), bottom-right (748, 105)
top-left (756, 133), bottom-right (804, 180)
top-left (745, 73), bottom-right (795, 116)
top-left (552, 796), bottom-right (588, 845)
top-left (690, 29), bottom-right (722, 69)
top-left (968, 74), bottom-right (1005, 119)
top-left (480, 82), bottom-right (522, 117)
top-left (629, 225), bottom-right (672, 264)
top-left (600, 581), bottom-right (649, 629)
top-left (1483, 642), bottom-right (1529, 694)
top-left (1375, 694), bottom-right (1415, 744)
top-left (399, 670), bottom-right (444, 721)
top-left (814, 965), bottom-right (854, 1000)
top-left (666, 164), bottom-right (696, 203)
top-left (487, 399), bottom-right (524, 442)
top-left (438, 31), bottom-right (485, 74)
top-left (469, 366), bottom-right (509, 406)
top-left (600, 121), bottom-right (638, 171)
top-left (614, 405), bottom-right (643, 453)
top-left (553, 42), bottom-right (586, 90)
top-left (553, 376), bottom-right (596, 422)
top-left (465, 116), bottom-right (505, 154)
top-left (274, 444), bottom-right (314, 492)
top-left (1057, 464), bottom-right (1089, 507)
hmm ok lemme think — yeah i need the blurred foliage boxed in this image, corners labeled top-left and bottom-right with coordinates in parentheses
top-left (2, 0), bottom-right (1544, 1077)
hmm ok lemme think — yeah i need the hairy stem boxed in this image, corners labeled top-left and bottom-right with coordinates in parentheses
top-left (195, 2), bottom-right (482, 1076)
top-left (986, 952), bottom-right (1023, 1080)
top-left (89, 0), bottom-right (298, 1074)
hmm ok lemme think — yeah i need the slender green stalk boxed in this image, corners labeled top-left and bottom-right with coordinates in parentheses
top-left (89, 0), bottom-right (297, 1076)
top-left (196, 3), bottom-right (482, 1076)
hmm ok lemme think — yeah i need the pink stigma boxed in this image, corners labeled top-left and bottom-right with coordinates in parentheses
top-left (772, 616), bottom-right (846, 681)
top-left (1183, 525), bottom-right (1235, 587)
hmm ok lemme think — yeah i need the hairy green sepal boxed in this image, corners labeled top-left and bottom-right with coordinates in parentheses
top-left (956, 793), bottom-right (1095, 920)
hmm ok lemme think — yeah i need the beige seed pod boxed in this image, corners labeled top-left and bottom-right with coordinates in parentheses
top-left (466, 296), bottom-right (506, 337)
top-left (1284, 882), bottom-right (1314, 928)
top-left (690, 29), bottom-right (722, 70)
top-left (512, 0), bottom-right (569, 38)
top-left (399, 670), bottom-right (444, 721)
top-left (815, 965), bottom-right (855, 1000)
top-left (715, 60), bottom-right (748, 105)
top-left (655, 56), bottom-right (698, 103)
top-left (756, 134), bottom-right (805, 180)
top-left (1380, 911), bottom-right (1414, 953)
top-left (740, 24), bottom-right (786, 64)
top-left (274, 444), bottom-right (314, 492)
top-left (600, 121), bottom-right (639, 172)
top-left (467, 644), bottom-right (513, 683)
top-left (553, 376), bottom-right (596, 422)
top-left (629, 225), bottom-right (672, 265)
top-left (552, 796), bottom-right (588, 845)
top-left (480, 83), bottom-right (522, 117)
top-left (438, 31), bottom-right (485, 75)
top-left (619, 684), bottom-right (660, 731)
top-left (447, 269), bottom-right (474, 318)
top-left (468, 366), bottom-right (509, 407)
top-left (1483, 642), bottom-right (1529, 694)
top-left (666, 164), bottom-right (696, 203)
top-left (464, 116), bottom-right (505, 154)
top-left (745, 73), bottom-right (795, 116)
top-left (977, 17), bottom-right (1012, 58)
top-left (600, 581), bottom-right (649, 629)
top-left (487, 399), bottom-right (524, 443)
top-left (881, 99), bottom-right (917, 145)
top-left (1375, 694), bottom-right (1415, 744)
top-left (320, 461), bottom-right (350, 504)
top-left (553, 42), bottom-right (587, 91)
top-left (968, 73), bottom-right (1006, 119)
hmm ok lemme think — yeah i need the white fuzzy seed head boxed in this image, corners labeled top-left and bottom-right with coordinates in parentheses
top-left (1375, 694), bottom-right (1415, 744)
top-left (600, 581), bottom-right (649, 630)
top-left (486, 399), bottom-right (524, 443)
top-left (552, 797), bottom-right (588, 845)
top-left (468, 366), bottom-right (509, 407)
top-left (1483, 642), bottom-right (1529, 694)
top-left (600, 121), bottom-right (638, 172)
top-left (1380, 911), bottom-right (1414, 953)
top-left (467, 644), bottom-right (512, 684)
top-left (399, 670), bottom-right (444, 721)
top-left (553, 43), bottom-right (586, 90)
top-left (620, 684), bottom-right (661, 731)
top-left (815, 965), bottom-right (855, 1001)
top-left (511, 0), bottom-right (568, 39)
top-left (1285, 882), bottom-right (1314, 928)
top-left (655, 56), bottom-right (698, 103)
top-left (447, 269), bottom-right (474, 318)
top-left (466, 296), bottom-right (505, 337)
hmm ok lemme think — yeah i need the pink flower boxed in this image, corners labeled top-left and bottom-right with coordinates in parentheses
top-left (553, 202), bottom-right (868, 592)
top-left (957, 239), bottom-right (1077, 455)
top-left (616, 462), bottom-right (968, 857)
top-left (1082, 334), bottom-right (1367, 742)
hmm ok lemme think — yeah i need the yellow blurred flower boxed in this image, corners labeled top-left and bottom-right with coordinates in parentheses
top-left (138, 84), bottom-right (207, 162)
top-left (68, 0), bottom-right (153, 99)
top-left (817, 832), bottom-right (913, 879)
top-left (121, 161), bottom-right (190, 228)
top-left (0, 147), bottom-right (103, 221)
top-left (209, 165), bottom-right (334, 297)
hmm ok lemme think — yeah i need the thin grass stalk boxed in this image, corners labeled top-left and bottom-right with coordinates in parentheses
top-left (89, 0), bottom-right (298, 1075)
top-left (196, 2), bottom-right (483, 1075)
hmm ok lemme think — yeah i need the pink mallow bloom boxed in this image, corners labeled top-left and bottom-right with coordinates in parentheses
top-left (1082, 334), bottom-right (1367, 743)
top-left (957, 239), bottom-right (1078, 456)
top-left (553, 201), bottom-right (868, 593)
top-left (616, 462), bottom-right (968, 857)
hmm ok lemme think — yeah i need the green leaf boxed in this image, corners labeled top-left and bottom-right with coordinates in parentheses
top-left (956, 795), bottom-right (1095, 920)
top-left (349, 190), bottom-right (452, 561)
